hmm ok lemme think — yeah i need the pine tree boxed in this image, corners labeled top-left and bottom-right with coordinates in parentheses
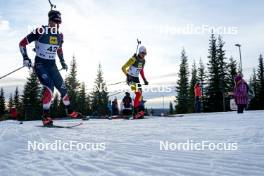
top-left (78, 83), bottom-right (89, 115)
top-left (0, 88), bottom-right (6, 116)
top-left (65, 55), bottom-right (80, 111)
top-left (198, 59), bottom-right (206, 112)
top-left (169, 102), bottom-right (174, 114)
top-left (256, 54), bottom-right (264, 109)
top-left (248, 69), bottom-right (258, 110)
top-left (189, 61), bottom-right (197, 113)
top-left (205, 33), bottom-right (227, 112)
top-left (217, 35), bottom-right (228, 111)
top-left (198, 58), bottom-right (206, 95)
top-left (22, 71), bottom-right (41, 120)
top-left (8, 94), bottom-right (13, 112)
top-left (13, 87), bottom-right (22, 112)
top-left (175, 49), bottom-right (189, 114)
top-left (226, 57), bottom-right (238, 92)
top-left (225, 57), bottom-right (238, 110)
top-left (91, 64), bottom-right (109, 116)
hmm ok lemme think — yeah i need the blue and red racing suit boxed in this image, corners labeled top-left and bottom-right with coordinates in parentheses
top-left (19, 26), bottom-right (70, 112)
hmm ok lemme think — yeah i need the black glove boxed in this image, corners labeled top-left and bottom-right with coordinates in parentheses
top-left (143, 79), bottom-right (149, 85)
top-left (133, 53), bottom-right (137, 58)
top-left (23, 56), bottom-right (32, 68)
top-left (61, 61), bottom-right (68, 71)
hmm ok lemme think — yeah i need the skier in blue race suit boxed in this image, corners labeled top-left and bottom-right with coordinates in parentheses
top-left (19, 10), bottom-right (83, 126)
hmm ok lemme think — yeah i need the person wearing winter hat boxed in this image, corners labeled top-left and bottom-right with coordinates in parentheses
top-left (233, 74), bottom-right (249, 113)
top-left (122, 92), bottom-right (133, 116)
top-left (122, 46), bottom-right (149, 119)
top-left (19, 10), bottom-right (84, 126)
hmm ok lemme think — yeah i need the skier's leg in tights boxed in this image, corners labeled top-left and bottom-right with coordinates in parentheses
top-left (50, 65), bottom-right (74, 114)
top-left (34, 63), bottom-right (55, 115)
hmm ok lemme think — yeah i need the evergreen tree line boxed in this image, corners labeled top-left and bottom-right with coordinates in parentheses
top-left (170, 32), bottom-right (264, 114)
top-left (0, 57), bottom-right (109, 120)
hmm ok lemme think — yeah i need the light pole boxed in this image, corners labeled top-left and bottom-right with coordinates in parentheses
top-left (162, 95), bottom-right (165, 116)
top-left (235, 44), bottom-right (242, 73)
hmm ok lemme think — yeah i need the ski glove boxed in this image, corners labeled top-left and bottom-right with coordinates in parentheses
top-left (61, 61), bottom-right (68, 71)
top-left (143, 79), bottom-right (149, 85)
top-left (23, 56), bottom-right (32, 68)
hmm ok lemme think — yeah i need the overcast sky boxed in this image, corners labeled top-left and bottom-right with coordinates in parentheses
top-left (0, 0), bottom-right (263, 108)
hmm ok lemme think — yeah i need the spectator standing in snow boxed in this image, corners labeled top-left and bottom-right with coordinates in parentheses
top-left (111, 98), bottom-right (119, 115)
top-left (122, 92), bottom-right (133, 116)
top-left (107, 100), bottom-right (112, 116)
top-left (233, 74), bottom-right (249, 114)
top-left (10, 107), bottom-right (19, 120)
top-left (194, 82), bottom-right (202, 113)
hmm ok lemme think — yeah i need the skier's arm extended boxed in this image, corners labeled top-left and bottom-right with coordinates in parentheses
top-left (122, 57), bottom-right (136, 75)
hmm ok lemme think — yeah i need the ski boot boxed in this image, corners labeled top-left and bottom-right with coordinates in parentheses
top-left (42, 112), bottom-right (53, 127)
top-left (68, 111), bottom-right (85, 119)
top-left (133, 110), bottom-right (145, 119)
top-left (133, 106), bottom-right (145, 119)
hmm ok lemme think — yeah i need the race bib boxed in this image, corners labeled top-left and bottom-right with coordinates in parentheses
top-left (128, 66), bottom-right (140, 77)
top-left (35, 41), bottom-right (58, 60)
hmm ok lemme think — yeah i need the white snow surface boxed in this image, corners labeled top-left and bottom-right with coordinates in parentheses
top-left (0, 111), bottom-right (264, 176)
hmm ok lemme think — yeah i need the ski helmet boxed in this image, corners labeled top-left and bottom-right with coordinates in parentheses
top-left (138, 46), bottom-right (147, 54)
top-left (48, 10), bottom-right (62, 23)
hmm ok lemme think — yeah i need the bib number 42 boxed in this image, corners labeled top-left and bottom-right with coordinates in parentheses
top-left (47, 46), bottom-right (58, 52)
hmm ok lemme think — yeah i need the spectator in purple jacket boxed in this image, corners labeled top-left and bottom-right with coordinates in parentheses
top-left (234, 74), bottom-right (249, 113)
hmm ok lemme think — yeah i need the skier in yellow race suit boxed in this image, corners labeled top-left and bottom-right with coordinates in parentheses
top-left (122, 46), bottom-right (149, 119)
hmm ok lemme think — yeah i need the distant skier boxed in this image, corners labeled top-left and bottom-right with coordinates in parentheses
top-left (122, 92), bottom-right (133, 116)
top-left (122, 46), bottom-right (149, 119)
top-left (111, 98), bottom-right (119, 115)
top-left (233, 74), bottom-right (249, 114)
top-left (19, 10), bottom-right (83, 126)
top-left (194, 82), bottom-right (202, 113)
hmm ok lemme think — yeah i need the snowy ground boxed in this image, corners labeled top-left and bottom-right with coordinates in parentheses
top-left (0, 111), bottom-right (264, 176)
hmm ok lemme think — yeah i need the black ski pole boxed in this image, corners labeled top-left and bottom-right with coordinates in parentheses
top-left (109, 91), bottom-right (123, 97)
top-left (135, 38), bottom-right (141, 54)
top-left (108, 81), bottom-right (126, 86)
top-left (48, 0), bottom-right (56, 10)
top-left (0, 66), bottom-right (24, 80)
